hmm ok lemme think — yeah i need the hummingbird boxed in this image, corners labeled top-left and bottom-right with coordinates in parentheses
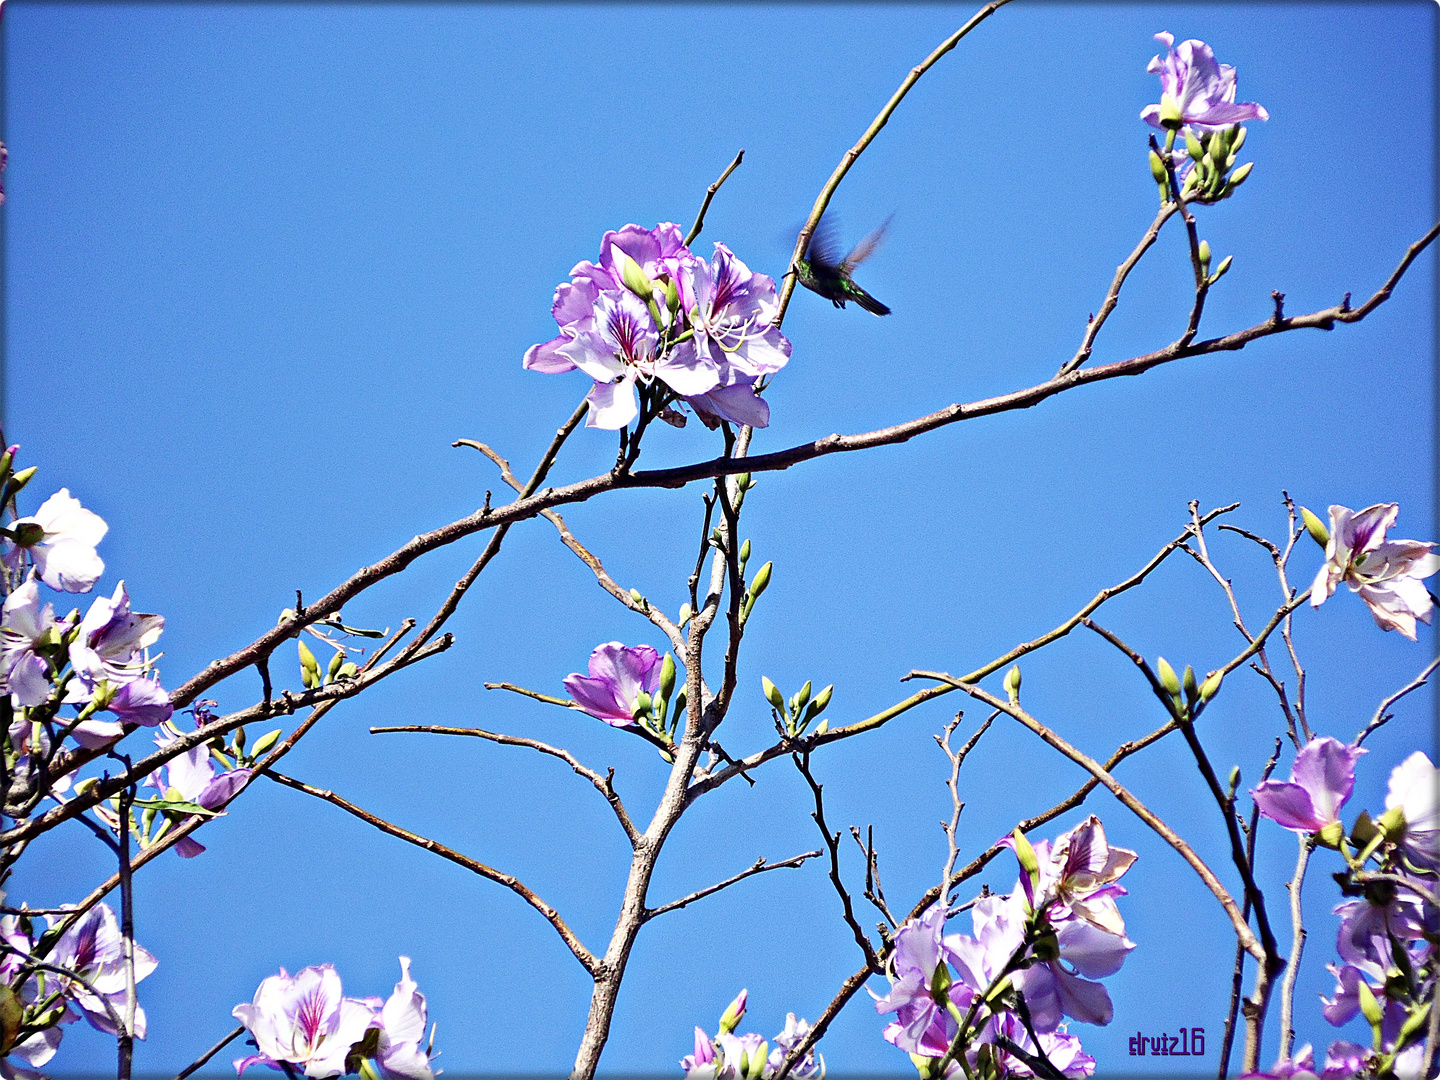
top-left (793, 214), bottom-right (893, 316)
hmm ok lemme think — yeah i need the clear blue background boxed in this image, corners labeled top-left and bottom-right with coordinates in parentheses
top-left (3, 2), bottom-right (1435, 1075)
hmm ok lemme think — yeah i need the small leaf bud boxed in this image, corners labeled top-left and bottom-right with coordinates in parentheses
top-left (1300, 507), bottom-right (1331, 548)
top-left (1227, 765), bottom-right (1241, 795)
top-left (336, 661), bottom-right (359, 680)
top-left (762, 676), bottom-right (785, 713)
top-left (814, 719), bottom-right (829, 735)
top-left (678, 603), bottom-right (693, 627)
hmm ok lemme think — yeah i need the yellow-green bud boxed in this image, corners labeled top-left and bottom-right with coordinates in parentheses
top-left (632, 691), bottom-right (653, 720)
top-left (1158, 96), bottom-right (1183, 127)
top-left (12, 522), bottom-right (44, 548)
top-left (814, 719), bottom-right (829, 736)
top-left (616, 252), bottom-right (653, 301)
top-left (1183, 664), bottom-right (1199, 704)
top-left (1148, 150), bottom-right (1167, 184)
top-left (762, 676), bottom-right (785, 712)
top-left (677, 603), bottom-right (693, 627)
top-left (1003, 665), bottom-right (1022, 701)
top-left (1231, 126), bottom-right (1247, 154)
top-left (739, 538), bottom-right (751, 564)
top-left (1210, 255), bottom-right (1233, 281)
top-left (1357, 979), bottom-right (1385, 1027)
top-left (250, 728), bottom-right (283, 758)
top-left (1228, 161), bottom-right (1254, 187)
top-left (0, 449), bottom-right (12, 478)
top-left (7, 466), bottom-right (37, 496)
top-left (748, 561), bottom-right (772, 598)
top-left (659, 653), bottom-right (677, 703)
top-left (298, 640), bottom-right (320, 689)
top-left (326, 650), bottom-right (344, 682)
top-left (1317, 820), bottom-right (1345, 850)
top-left (930, 962), bottom-right (953, 1002)
top-left (664, 276), bottom-right (679, 314)
top-left (1398, 1001), bottom-right (1433, 1045)
top-left (1157, 657), bottom-right (1181, 697)
top-left (793, 680), bottom-right (813, 713)
top-left (1351, 810), bottom-right (1380, 849)
top-left (1197, 242), bottom-right (1212, 274)
top-left (748, 1043), bottom-right (768, 1080)
top-left (804, 684), bottom-right (834, 723)
top-left (1300, 507), bottom-right (1331, 548)
top-left (1185, 131), bottom-right (1204, 160)
top-left (1199, 669), bottom-right (1224, 702)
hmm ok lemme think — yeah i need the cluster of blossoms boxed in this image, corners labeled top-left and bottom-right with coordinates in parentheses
top-left (1250, 745), bottom-right (1438, 1080)
top-left (1140, 33), bottom-right (1267, 208)
top-left (873, 816), bottom-right (1136, 1079)
top-left (0, 903), bottom-right (156, 1079)
top-left (232, 960), bottom-right (438, 1080)
top-left (525, 223), bottom-right (791, 430)
top-left (681, 990), bottom-right (824, 1079)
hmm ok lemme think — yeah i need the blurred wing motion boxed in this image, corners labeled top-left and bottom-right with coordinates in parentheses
top-left (803, 215), bottom-right (843, 271)
top-left (794, 213), bottom-right (893, 317)
top-left (842, 213), bottom-right (893, 275)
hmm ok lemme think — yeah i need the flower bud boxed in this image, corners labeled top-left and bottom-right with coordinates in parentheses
top-left (632, 691), bottom-right (653, 720)
top-left (748, 1043), bottom-right (768, 1080)
top-left (1231, 126), bottom-right (1247, 154)
top-left (1227, 161), bottom-right (1254, 187)
top-left (814, 718), bottom-right (829, 735)
top-left (1183, 664), bottom-right (1199, 705)
top-left (1148, 150), bottom-right (1167, 184)
top-left (1199, 669), bottom-right (1224, 702)
top-left (11, 521), bottom-right (44, 548)
top-left (1316, 820), bottom-right (1345, 850)
top-left (1003, 665), bottom-right (1022, 702)
top-left (1210, 255), bottom-right (1233, 282)
top-left (718, 989), bottom-right (748, 1034)
top-left (1356, 979), bottom-right (1385, 1028)
top-left (748, 561), bottom-right (773, 599)
top-left (1197, 241), bottom-right (1212, 274)
top-left (792, 680), bottom-right (813, 714)
top-left (664, 276), bottom-right (679, 314)
top-left (1299, 507), bottom-right (1330, 548)
top-left (616, 251), bottom-right (654, 301)
top-left (804, 684), bottom-right (834, 723)
top-left (930, 961), bottom-right (953, 1003)
top-left (762, 676), bottom-right (785, 713)
top-left (1185, 131), bottom-right (1204, 160)
top-left (0, 449), bottom-right (12, 478)
top-left (298, 640), bottom-right (320, 689)
top-left (659, 653), bottom-right (677, 704)
top-left (678, 603), bottom-right (693, 627)
top-left (1157, 657), bottom-right (1181, 698)
top-left (250, 728), bottom-right (283, 758)
top-left (6, 466), bottom-right (37, 498)
top-left (1010, 827), bottom-right (1041, 899)
top-left (1227, 765), bottom-right (1241, 794)
top-left (739, 539), bottom-right (751, 565)
top-left (326, 650), bottom-right (344, 682)
top-left (336, 661), bottom-right (358, 680)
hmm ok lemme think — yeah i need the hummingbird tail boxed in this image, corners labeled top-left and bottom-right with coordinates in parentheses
top-left (853, 287), bottom-right (891, 317)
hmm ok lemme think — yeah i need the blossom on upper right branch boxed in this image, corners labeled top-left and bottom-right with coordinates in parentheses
top-left (1141, 33), bottom-right (1269, 132)
top-left (1309, 504), bottom-right (1440, 640)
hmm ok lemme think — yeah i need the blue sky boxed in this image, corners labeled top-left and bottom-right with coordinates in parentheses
top-left (3, 2), bottom-right (1436, 1075)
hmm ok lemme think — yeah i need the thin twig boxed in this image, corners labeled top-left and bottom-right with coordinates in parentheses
top-left (1357, 654), bottom-right (1440, 747)
top-left (643, 850), bottom-right (821, 921)
top-left (263, 768), bottom-right (600, 976)
top-left (371, 723), bottom-right (640, 848)
top-left (684, 149), bottom-right (745, 247)
top-left (1278, 834), bottom-right (1313, 1059)
top-left (172, 1025), bottom-right (246, 1080)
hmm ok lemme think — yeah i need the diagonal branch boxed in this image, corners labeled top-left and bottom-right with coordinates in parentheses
top-left (1356, 654), bottom-right (1440, 747)
top-left (685, 149), bottom-right (745, 247)
top-left (371, 723), bottom-right (640, 848)
top-left (264, 768), bottom-right (600, 977)
top-left (642, 849), bottom-right (821, 921)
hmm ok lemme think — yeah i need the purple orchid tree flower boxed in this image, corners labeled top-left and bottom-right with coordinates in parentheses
top-left (766, 1013), bottom-right (824, 1080)
top-left (555, 291), bottom-right (721, 430)
top-left (365, 957), bottom-right (437, 1080)
top-left (1310, 504), bottom-right (1440, 640)
top-left (1385, 751), bottom-right (1439, 872)
top-left (563, 642), bottom-right (662, 726)
top-left (140, 728), bottom-right (250, 857)
top-left (1, 576), bottom-right (57, 708)
top-left (680, 1026), bottom-right (718, 1080)
top-left (1140, 33), bottom-right (1269, 132)
top-left (687, 374), bottom-right (773, 430)
top-left (991, 1013), bottom-right (1095, 1079)
top-left (46, 903), bottom-right (157, 1038)
top-left (871, 903), bottom-right (970, 1057)
top-left (2, 490), bottom-right (108, 594)
top-left (523, 222), bottom-right (699, 375)
top-left (233, 964), bottom-right (378, 1078)
top-left (60, 580), bottom-right (174, 733)
top-left (0, 1028), bottom-right (64, 1080)
top-left (1252, 737), bottom-right (1367, 839)
top-left (1016, 816), bottom-right (1137, 936)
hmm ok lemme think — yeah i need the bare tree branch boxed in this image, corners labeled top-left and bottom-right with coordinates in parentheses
top-left (643, 850), bottom-right (821, 921)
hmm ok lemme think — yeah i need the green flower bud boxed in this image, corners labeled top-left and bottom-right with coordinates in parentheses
top-left (250, 728), bottom-right (283, 758)
top-left (739, 539), bottom-right (751, 564)
top-left (748, 561), bottom-right (772, 598)
top-left (326, 650), bottom-right (344, 682)
top-left (659, 653), bottom-right (677, 704)
top-left (1183, 664), bottom-right (1199, 705)
top-left (803, 684), bottom-right (834, 723)
top-left (664, 276), bottom-right (680, 314)
top-left (1226, 161), bottom-right (1254, 188)
top-left (629, 588), bottom-right (646, 609)
top-left (1148, 150), bottom-right (1168, 184)
top-left (616, 252), bottom-right (653, 301)
top-left (1185, 131), bottom-right (1204, 160)
top-left (6, 466), bottom-right (37, 497)
top-left (793, 680), bottom-right (813, 713)
top-left (762, 676), bottom-right (785, 712)
top-left (814, 718), bottom-right (829, 735)
top-left (336, 661), bottom-right (359, 680)
top-left (1157, 657), bottom-right (1181, 697)
top-left (0, 449), bottom-right (12, 479)
top-left (1210, 255), bottom-right (1233, 282)
top-left (1398, 1001), bottom-right (1433, 1045)
top-left (1197, 241), bottom-right (1212, 274)
top-left (1003, 665), bottom-right (1022, 701)
top-left (1357, 979), bottom-right (1385, 1028)
top-left (632, 691), bottom-right (653, 720)
top-left (1300, 507), bottom-right (1331, 548)
top-left (677, 603), bottom-right (693, 628)
top-left (1199, 669), bottom-right (1224, 702)
top-left (930, 961), bottom-right (953, 1002)
top-left (298, 640), bottom-right (320, 689)
top-left (749, 1043), bottom-right (768, 1080)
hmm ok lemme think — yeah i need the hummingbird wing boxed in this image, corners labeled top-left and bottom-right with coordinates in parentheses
top-left (803, 215), bottom-right (843, 272)
top-left (842, 213), bottom-right (894, 274)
